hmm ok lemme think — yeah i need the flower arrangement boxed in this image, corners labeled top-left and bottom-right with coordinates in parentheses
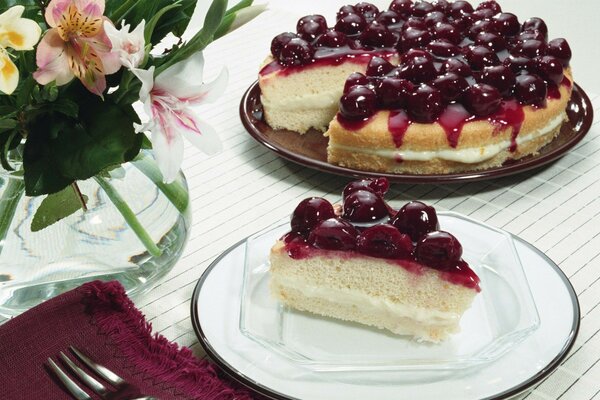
top-left (0, 0), bottom-right (263, 250)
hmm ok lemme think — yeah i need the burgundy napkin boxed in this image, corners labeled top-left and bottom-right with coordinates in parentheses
top-left (0, 280), bottom-right (255, 400)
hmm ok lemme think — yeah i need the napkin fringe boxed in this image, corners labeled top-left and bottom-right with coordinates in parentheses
top-left (81, 281), bottom-right (253, 400)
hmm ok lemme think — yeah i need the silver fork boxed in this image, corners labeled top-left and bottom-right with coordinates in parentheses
top-left (47, 346), bottom-right (157, 400)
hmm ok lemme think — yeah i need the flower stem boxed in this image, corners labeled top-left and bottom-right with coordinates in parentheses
top-left (111, 0), bottom-right (139, 23)
top-left (71, 182), bottom-right (88, 211)
top-left (0, 178), bottom-right (25, 253)
top-left (94, 176), bottom-right (162, 258)
top-left (132, 153), bottom-right (189, 214)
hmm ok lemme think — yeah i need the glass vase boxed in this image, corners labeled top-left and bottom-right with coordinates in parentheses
top-left (0, 150), bottom-right (191, 318)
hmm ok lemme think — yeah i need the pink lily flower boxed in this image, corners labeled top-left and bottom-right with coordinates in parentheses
top-left (133, 52), bottom-right (228, 183)
top-left (33, 0), bottom-right (120, 96)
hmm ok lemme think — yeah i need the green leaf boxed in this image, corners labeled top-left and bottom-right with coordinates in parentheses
top-left (225, 0), bottom-right (253, 15)
top-left (16, 76), bottom-right (36, 106)
top-left (0, 119), bottom-right (16, 130)
top-left (31, 186), bottom-right (88, 232)
top-left (145, 2), bottom-right (182, 45)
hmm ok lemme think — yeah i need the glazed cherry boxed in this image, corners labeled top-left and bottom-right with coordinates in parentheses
top-left (308, 218), bottom-right (360, 251)
top-left (355, 2), bottom-right (380, 20)
top-left (291, 197), bottom-right (336, 235)
top-left (297, 15), bottom-right (328, 41)
top-left (440, 58), bottom-right (472, 76)
top-left (432, 72), bottom-right (469, 101)
top-left (407, 84), bottom-right (444, 123)
top-left (426, 39), bottom-right (460, 57)
top-left (465, 45), bottom-right (499, 70)
top-left (511, 39), bottom-right (546, 58)
top-left (400, 48), bottom-right (433, 63)
top-left (474, 32), bottom-right (506, 52)
top-left (503, 54), bottom-right (533, 73)
top-left (548, 38), bottom-right (572, 67)
top-left (356, 224), bottom-right (413, 259)
top-left (400, 52), bottom-right (438, 83)
top-left (477, 0), bottom-right (501, 13)
top-left (399, 28), bottom-right (432, 51)
top-left (514, 74), bottom-right (548, 107)
top-left (412, 1), bottom-right (435, 17)
top-left (477, 65), bottom-right (516, 96)
top-left (463, 83), bottom-right (502, 116)
top-left (468, 19), bottom-right (499, 40)
top-left (449, 0), bottom-right (473, 18)
top-left (361, 21), bottom-right (397, 48)
top-left (390, 201), bottom-right (439, 241)
top-left (471, 8), bottom-right (495, 21)
top-left (342, 190), bottom-right (389, 222)
top-left (271, 32), bottom-right (297, 57)
top-left (314, 30), bottom-right (348, 48)
top-left (432, 22), bottom-right (462, 44)
top-left (340, 85), bottom-right (378, 119)
top-left (513, 30), bottom-right (546, 45)
top-left (278, 38), bottom-right (315, 66)
top-left (424, 11), bottom-right (446, 26)
top-left (377, 77), bottom-right (415, 108)
top-left (337, 5), bottom-right (357, 20)
top-left (416, 231), bottom-right (463, 270)
top-left (389, 0), bottom-right (414, 15)
top-left (522, 17), bottom-right (548, 38)
top-left (376, 10), bottom-right (402, 26)
top-left (343, 177), bottom-right (390, 198)
top-left (366, 56), bottom-right (395, 77)
top-left (344, 72), bottom-right (371, 93)
top-left (534, 55), bottom-right (564, 85)
top-left (403, 16), bottom-right (427, 31)
top-left (493, 12), bottom-right (520, 36)
top-left (431, 0), bottom-right (450, 12)
top-left (335, 13), bottom-right (367, 35)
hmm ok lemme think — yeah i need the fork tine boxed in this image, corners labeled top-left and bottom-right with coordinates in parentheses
top-left (70, 346), bottom-right (125, 386)
top-left (47, 358), bottom-right (92, 400)
top-left (60, 352), bottom-right (109, 397)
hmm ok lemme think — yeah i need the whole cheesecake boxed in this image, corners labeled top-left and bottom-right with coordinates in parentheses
top-left (259, 0), bottom-right (574, 174)
top-left (269, 178), bottom-right (480, 342)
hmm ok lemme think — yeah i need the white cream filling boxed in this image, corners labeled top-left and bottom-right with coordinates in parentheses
top-left (261, 89), bottom-right (342, 110)
top-left (274, 275), bottom-right (459, 326)
top-left (330, 112), bottom-right (566, 164)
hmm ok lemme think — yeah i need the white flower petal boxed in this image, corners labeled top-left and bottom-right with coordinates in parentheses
top-left (0, 18), bottom-right (41, 51)
top-left (154, 52), bottom-right (205, 98)
top-left (180, 113), bottom-right (223, 155)
top-left (188, 67), bottom-right (228, 104)
top-left (151, 115), bottom-right (185, 184)
top-left (0, 52), bottom-right (19, 94)
top-left (0, 5), bottom-right (24, 24)
top-left (132, 67), bottom-right (155, 105)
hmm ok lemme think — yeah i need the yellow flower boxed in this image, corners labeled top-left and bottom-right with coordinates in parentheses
top-left (0, 6), bottom-right (42, 95)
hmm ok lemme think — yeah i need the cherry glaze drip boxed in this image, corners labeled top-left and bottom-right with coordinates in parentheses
top-left (388, 110), bottom-right (411, 147)
top-left (438, 104), bottom-right (474, 148)
top-left (488, 100), bottom-right (525, 152)
top-left (441, 260), bottom-right (481, 290)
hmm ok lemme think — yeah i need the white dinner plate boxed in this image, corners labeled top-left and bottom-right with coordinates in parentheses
top-left (191, 213), bottom-right (579, 400)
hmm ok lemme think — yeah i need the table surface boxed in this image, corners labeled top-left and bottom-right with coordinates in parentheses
top-left (137, 1), bottom-right (600, 399)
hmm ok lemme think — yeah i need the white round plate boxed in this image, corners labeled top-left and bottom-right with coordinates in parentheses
top-left (191, 214), bottom-right (579, 400)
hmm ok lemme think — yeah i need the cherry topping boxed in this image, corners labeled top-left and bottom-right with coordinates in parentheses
top-left (449, 0), bottom-right (473, 18)
top-left (376, 10), bottom-right (402, 25)
top-left (432, 72), bottom-right (469, 101)
top-left (477, 65), bottom-right (516, 96)
top-left (335, 13), bottom-right (367, 35)
top-left (366, 56), bottom-right (395, 76)
top-left (476, 0), bottom-right (502, 14)
top-left (431, 0), bottom-right (450, 12)
top-left (534, 55), bottom-right (564, 85)
top-left (314, 30), bottom-right (348, 48)
top-left (514, 74), bottom-right (547, 107)
top-left (432, 22), bottom-right (462, 44)
top-left (468, 19), bottom-right (499, 39)
top-left (342, 190), bottom-right (389, 222)
top-left (474, 32), bottom-right (506, 52)
top-left (440, 58), bottom-right (472, 76)
top-left (471, 8), bottom-right (495, 21)
top-left (271, 32), bottom-right (297, 57)
top-left (389, 0), bottom-right (414, 15)
top-left (357, 224), bottom-right (413, 259)
top-left (337, 5), bottom-right (357, 20)
top-left (308, 218), bottom-right (360, 250)
top-left (278, 38), bottom-right (315, 66)
top-left (424, 11), bottom-right (446, 26)
top-left (416, 231), bottom-right (463, 270)
top-left (399, 52), bottom-right (438, 83)
top-left (390, 201), bottom-right (439, 241)
top-left (297, 15), bottom-right (328, 41)
top-left (511, 39), bottom-right (546, 58)
top-left (426, 39), bottom-right (460, 57)
top-left (463, 83), bottom-right (502, 116)
top-left (361, 21), bottom-right (397, 48)
top-left (513, 30), bottom-right (546, 45)
top-left (400, 48), bottom-right (433, 63)
top-left (403, 16), bottom-right (427, 31)
top-left (291, 197), bottom-right (336, 235)
top-left (399, 28), bottom-right (433, 51)
top-left (407, 84), bottom-right (444, 123)
top-left (377, 77), bottom-right (415, 108)
top-left (343, 178), bottom-right (390, 198)
top-left (344, 72), bottom-right (371, 93)
top-left (412, 1), bottom-right (435, 17)
top-left (355, 2), bottom-right (380, 20)
top-left (503, 54), bottom-right (533, 73)
top-left (465, 45), bottom-right (500, 70)
top-left (339, 86), bottom-right (378, 120)
top-left (522, 17), bottom-right (548, 39)
top-left (548, 38), bottom-right (572, 67)
top-left (493, 12), bottom-right (520, 36)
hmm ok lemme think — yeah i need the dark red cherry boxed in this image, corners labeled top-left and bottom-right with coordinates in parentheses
top-left (463, 83), bottom-right (502, 116)
top-left (474, 32), bottom-right (506, 52)
top-left (407, 84), bottom-right (444, 123)
top-left (335, 13), bottom-right (367, 35)
top-left (432, 22), bottom-right (462, 44)
top-left (308, 218), bottom-right (360, 250)
top-left (522, 17), bottom-right (548, 39)
top-left (424, 11), bottom-right (446, 26)
top-left (390, 201), bottom-right (439, 241)
top-left (476, 0), bottom-right (502, 14)
top-left (399, 28), bottom-right (432, 51)
top-left (389, 0), bottom-right (414, 15)
top-left (427, 39), bottom-right (460, 57)
top-left (503, 54), bottom-right (533, 73)
top-left (337, 5), bottom-right (358, 20)
top-left (343, 190), bottom-right (389, 222)
top-left (412, 1), bottom-right (434, 17)
top-left (465, 45), bottom-right (499, 70)
top-left (513, 30), bottom-right (546, 45)
top-left (471, 8), bottom-right (494, 21)
top-left (468, 19), bottom-right (499, 39)
top-left (449, 0), bottom-right (473, 18)
top-left (376, 10), bottom-right (402, 25)
top-left (400, 48), bottom-right (433, 63)
top-left (366, 56), bottom-right (395, 76)
top-left (493, 12), bottom-right (520, 36)
top-left (477, 65), bottom-right (516, 96)
top-left (440, 58), bottom-right (472, 76)
top-left (400, 52), bottom-right (438, 83)
top-left (357, 224), bottom-right (413, 259)
top-left (511, 39), bottom-right (546, 58)
top-left (431, 0), bottom-right (450, 12)
top-left (340, 86), bottom-right (378, 119)
top-left (548, 38), bottom-right (572, 67)
top-left (432, 72), bottom-right (469, 101)
top-left (297, 15), bottom-right (328, 41)
top-left (278, 38), bottom-right (315, 66)
top-left (355, 2), bottom-right (380, 20)
top-left (314, 30), bottom-right (348, 48)
top-left (377, 77), bottom-right (415, 108)
top-left (534, 55), bottom-right (564, 85)
top-left (361, 21), bottom-right (397, 47)
top-left (344, 72), bottom-right (371, 93)
top-left (416, 231), bottom-right (463, 269)
top-left (343, 178), bottom-right (390, 198)
top-left (271, 32), bottom-right (297, 57)
top-left (514, 74), bottom-right (547, 107)
top-left (403, 16), bottom-right (427, 31)
top-left (291, 197), bottom-right (336, 234)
